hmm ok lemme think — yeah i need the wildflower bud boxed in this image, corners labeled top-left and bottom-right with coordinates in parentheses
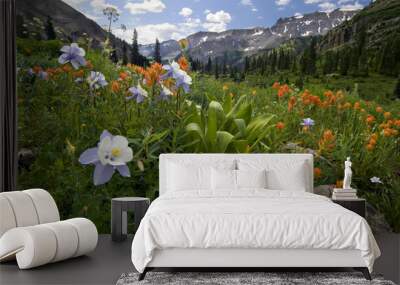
top-left (314, 167), bottom-right (322, 178)
top-left (383, 129), bottom-right (392, 137)
top-left (276, 122), bottom-right (285, 130)
top-left (384, 112), bottom-right (391, 119)
top-left (366, 144), bottom-right (375, 151)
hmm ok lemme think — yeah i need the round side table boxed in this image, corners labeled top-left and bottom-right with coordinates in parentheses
top-left (111, 197), bottom-right (150, 242)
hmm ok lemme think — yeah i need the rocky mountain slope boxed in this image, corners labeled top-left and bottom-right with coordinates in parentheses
top-left (319, 0), bottom-right (400, 51)
top-left (140, 9), bottom-right (358, 63)
top-left (16, 0), bottom-right (127, 54)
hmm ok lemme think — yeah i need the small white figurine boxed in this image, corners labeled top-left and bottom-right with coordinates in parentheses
top-left (343, 157), bottom-right (352, 190)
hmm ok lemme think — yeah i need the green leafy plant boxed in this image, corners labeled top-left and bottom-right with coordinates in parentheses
top-left (185, 94), bottom-right (275, 153)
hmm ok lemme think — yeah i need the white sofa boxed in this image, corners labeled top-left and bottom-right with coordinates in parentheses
top-left (0, 189), bottom-right (98, 269)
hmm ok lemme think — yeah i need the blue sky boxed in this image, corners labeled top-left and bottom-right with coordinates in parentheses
top-left (62, 0), bottom-right (370, 44)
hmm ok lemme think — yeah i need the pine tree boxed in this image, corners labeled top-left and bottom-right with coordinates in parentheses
top-left (339, 49), bottom-right (350, 76)
top-left (122, 42), bottom-right (128, 65)
top-left (230, 66), bottom-right (236, 80)
top-left (357, 26), bottom-right (368, 76)
top-left (131, 29), bottom-right (140, 65)
top-left (349, 47), bottom-right (359, 75)
top-left (206, 57), bottom-right (212, 74)
top-left (332, 51), bottom-right (339, 72)
top-left (154, 38), bottom-right (162, 63)
top-left (379, 34), bottom-right (400, 76)
top-left (244, 56), bottom-right (250, 73)
top-left (358, 50), bottom-right (368, 76)
top-left (291, 55), bottom-right (298, 74)
top-left (323, 51), bottom-right (335, 74)
top-left (270, 51), bottom-right (277, 74)
top-left (278, 50), bottom-right (286, 70)
top-left (214, 58), bottom-right (219, 79)
top-left (300, 51), bottom-right (308, 74)
top-left (308, 37), bottom-right (317, 75)
top-left (222, 52), bottom-right (228, 75)
top-left (45, 16), bottom-right (56, 40)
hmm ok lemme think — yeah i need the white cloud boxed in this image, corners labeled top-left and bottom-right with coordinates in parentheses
top-left (113, 16), bottom-right (201, 44)
top-left (240, 0), bottom-right (253, 6)
top-left (304, 0), bottom-right (324, 3)
top-left (339, 1), bottom-right (363, 10)
top-left (275, 0), bottom-right (291, 6)
top-left (183, 17), bottom-right (201, 29)
top-left (203, 10), bottom-right (232, 32)
top-left (338, 0), bottom-right (353, 3)
top-left (62, 0), bottom-right (87, 9)
top-left (91, 0), bottom-right (120, 13)
top-left (64, 0), bottom-right (121, 18)
top-left (294, 12), bottom-right (304, 18)
top-left (124, 0), bottom-right (166, 15)
top-left (179, 7), bottom-right (193, 17)
top-left (83, 12), bottom-right (100, 21)
top-left (114, 23), bottom-right (179, 45)
top-left (318, 2), bottom-right (337, 12)
top-left (240, 0), bottom-right (258, 12)
top-left (204, 9), bottom-right (211, 14)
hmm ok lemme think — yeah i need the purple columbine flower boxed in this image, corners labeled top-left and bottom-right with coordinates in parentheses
top-left (79, 130), bottom-right (133, 186)
top-left (301, 118), bottom-right (315, 127)
top-left (370, 176), bottom-right (383, 184)
top-left (38, 71), bottom-right (48, 80)
top-left (160, 61), bottom-right (192, 94)
top-left (27, 68), bottom-right (35, 76)
top-left (127, 84), bottom-right (148, 103)
top-left (159, 84), bottom-right (172, 101)
top-left (87, 71), bottom-right (108, 90)
top-left (58, 43), bottom-right (86, 69)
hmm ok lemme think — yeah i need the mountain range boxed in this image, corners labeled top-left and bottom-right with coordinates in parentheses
top-left (16, 0), bottom-right (361, 66)
top-left (319, 0), bottom-right (400, 51)
top-left (139, 9), bottom-right (359, 64)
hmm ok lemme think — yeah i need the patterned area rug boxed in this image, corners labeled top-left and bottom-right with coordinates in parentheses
top-left (116, 272), bottom-right (395, 285)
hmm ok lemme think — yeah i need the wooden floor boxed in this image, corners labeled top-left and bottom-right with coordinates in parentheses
top-left (0, 235), bottom-right (134, 285)
top-left (0, 234), bottom-right (398, 285)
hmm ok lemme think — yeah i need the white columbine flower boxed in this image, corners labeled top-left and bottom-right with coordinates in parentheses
top-left (370, 176), bottom-right (383, 184)
top-left (79, 130), bottom-right (133, 186)
top-left (97, 135), bottom-right (133, 166)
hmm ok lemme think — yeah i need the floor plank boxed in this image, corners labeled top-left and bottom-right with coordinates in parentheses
top-left (1, 234), bottom-right (398, 285)
top-left (0, 235), bottom-right (134, 285)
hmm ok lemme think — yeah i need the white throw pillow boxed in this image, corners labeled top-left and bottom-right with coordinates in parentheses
top-left (166, 158), bottom-right (236, 192)
top-left (237, 159), bottom-right (309, 191)
top-left (211, 168), bottom-right (237, 190)
top-left (167, 162), bottom-right (211, 191)
top-left (236, 169), bottom-right (267, 189)
top-left (266, 161), bottom-right (308, 191)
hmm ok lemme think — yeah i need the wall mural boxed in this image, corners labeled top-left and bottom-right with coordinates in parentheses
top-left (16, 0), bottom-right (400, 233)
